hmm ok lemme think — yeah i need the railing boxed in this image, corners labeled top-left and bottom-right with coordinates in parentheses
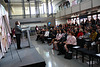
top-left (56, 0), bottom-right (100, 18)
top-left (56, 0), bottom-right (91, 12)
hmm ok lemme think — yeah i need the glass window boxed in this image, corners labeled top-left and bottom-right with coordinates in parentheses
top-left (11, 3), bottom-right (23, 15)
top-left (98, 14), bottom-right (100, 19)
top-left (31, 3), bottom-right (35, 17)
top-left (93, 14), bottom-right (97, 20)
top-left (25, 3), bottom-right (29, 15)
top-left (88, 16), bottom-right (91, 21)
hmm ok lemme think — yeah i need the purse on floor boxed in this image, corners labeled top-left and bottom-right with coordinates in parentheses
top-left (64, 51), bottom-right (72, 59)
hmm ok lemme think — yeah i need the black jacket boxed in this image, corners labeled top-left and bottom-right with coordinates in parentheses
top-left (15, 25), bottom-right (22, 34)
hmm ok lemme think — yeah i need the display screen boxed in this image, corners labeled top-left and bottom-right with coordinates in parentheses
top-left (48, 22), bottom-right (51, 26)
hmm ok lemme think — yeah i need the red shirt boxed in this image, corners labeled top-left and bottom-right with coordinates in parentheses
top-left (77, 32), bottom-right (83, 38)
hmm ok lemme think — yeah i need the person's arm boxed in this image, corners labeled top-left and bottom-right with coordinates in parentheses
top-left (72, 36), bottom-right (77, 45)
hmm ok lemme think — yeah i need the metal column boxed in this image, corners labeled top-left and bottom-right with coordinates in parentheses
top-left (46, 0), bottom-right (49, 17)
top-left (29, 0), bottom-right (31, 18)
top-left (7, 0), bottom-right (12, 19)
top-left (50, 0), bottom-right (53, 17)
top-left (22, 0), bottom-right (26, 18)
top-left (37, 0), bottom-right (40, 17)
top-left (35, 0), bottom-right (38, 17)
top-left (43, 3), bottom-right (45, 14)
top-left (35, 0), bottom-right (40, 18)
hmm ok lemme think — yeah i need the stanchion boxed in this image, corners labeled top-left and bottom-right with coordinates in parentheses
top-left (9, 44), bottom-right (13, 59)
top-left (13, 40), bottom-right (22, 62)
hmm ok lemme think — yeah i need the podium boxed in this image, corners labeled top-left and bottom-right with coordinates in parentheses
top-left (22, 27), bottom-right (31, 47)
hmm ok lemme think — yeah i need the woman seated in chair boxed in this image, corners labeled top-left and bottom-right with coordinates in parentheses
top-left (49, 30), bottom-right (62, 50)
top-left (64, 32), bottom-right (77, 52)
top-left (77, 28), bottom-right (84, 48)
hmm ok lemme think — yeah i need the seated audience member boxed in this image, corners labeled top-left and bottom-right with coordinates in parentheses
top-left (83, 29), bottom-right (91, 49)
top-left (49, 29), bottom-right (55, 38)
top-left (77, 29), bottom-right (84, 47)
top-left (36, 29), bottom-right (45, 43)
top-left (89, 29), bottom-right (97, 41)
top-left (40, 29), bottom-right (45, 43)
top-left (53, 30), bottom-right (63, 50)
top-left (64, 32), bottom-right (77, 52)
top-left (96, 16), bottom-right (100, 26)
top-left (36, 30), bottom-right (41, 41)
top-left (95, 29), bottom-right (100, 53)
top-left (57, 30), bottom-right (68, 55)
top-left (83, 29), bottom-right (90, 39)
top-left (91, 16), bottom-right (96, 26)
top-left (77, 29), bottom-right (84, 39)
top-left (49, 30), bottom-right (62, 50)
top-left (35, 26), bottom-right (39, 33)
top-left (74, 28), bottom-right (79, 37)
top-left (44, 29), bottom-right (49, 40)
top-left (52, 28), bottom-right (57, 38)
top-left (85, 19), bottom-right (89, 27)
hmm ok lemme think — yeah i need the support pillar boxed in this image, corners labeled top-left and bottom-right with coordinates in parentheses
top-left (29, 0), bottom-right (31, 18)
top-left (46, 0), bottom-right (49, 17)
top-left (22, 0), bottom-right (26, 18)
top-left (7, 0), bottom-right (12, 19)
top-left (50, 0), bottom-right (53, 17)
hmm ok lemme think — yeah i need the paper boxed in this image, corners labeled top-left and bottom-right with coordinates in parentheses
top-left (73, 46), bottom-right (80, 48)
top-left (96, 54), bottom-right (100, 57)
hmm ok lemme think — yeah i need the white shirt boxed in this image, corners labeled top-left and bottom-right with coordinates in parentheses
top-left (66, 35), bottom-right (77, 45)
top-left (44, 31), bottom-right (49, 37)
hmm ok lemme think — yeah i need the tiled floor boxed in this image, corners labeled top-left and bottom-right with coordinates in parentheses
top-left (31, 36), bottom-right (89, 67)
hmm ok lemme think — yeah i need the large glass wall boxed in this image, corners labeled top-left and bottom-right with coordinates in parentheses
top-left (9, 0), bottom-right (58, 19)
top-left (11, 3), bottom-right (23, 15)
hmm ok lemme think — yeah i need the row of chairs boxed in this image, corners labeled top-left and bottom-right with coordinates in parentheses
top-left (46, 37), bottom-right (100, 67)
top-left (70, 44), bottom-right (100, 67)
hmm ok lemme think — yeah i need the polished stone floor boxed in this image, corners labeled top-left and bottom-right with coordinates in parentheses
top-left (0, 35), bottom-right (99, 67)
top-left (31, 36), bottom-right (89, 67)
top-left (0, 37), bottom-right (45, 67)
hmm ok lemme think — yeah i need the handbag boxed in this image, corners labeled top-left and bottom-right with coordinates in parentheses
top-left (64, 51), bottom-right (72, 59)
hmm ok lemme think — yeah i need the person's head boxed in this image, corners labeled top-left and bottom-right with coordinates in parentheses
top-left (15, 21), bottom-right (20, 25)
top-left (57, 30), bottom-right (59, 33)
top-left (69, 31), bottom-right (74, 36)
top-left (97, 26), bottom-right (100, 29)
top-left (75, 28), bottom-right (77, 31)
top-left (54, 27), bottom-right (56, 30)
top-left (96, 16), bottom-right (98, 19)
top-left (98, 29), bottom-right (100, 33)
top-left (85, 29), bottom-right (89, 33)
top-left (92, 29), bottom-right (96, 33)
top-left (70, 31), bottom-right (75, 36)
top-left (79, 29), bottom-right (83, 32)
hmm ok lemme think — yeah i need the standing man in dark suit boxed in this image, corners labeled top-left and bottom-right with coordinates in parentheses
top-left (15, 21), bottom-right (22, 49)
